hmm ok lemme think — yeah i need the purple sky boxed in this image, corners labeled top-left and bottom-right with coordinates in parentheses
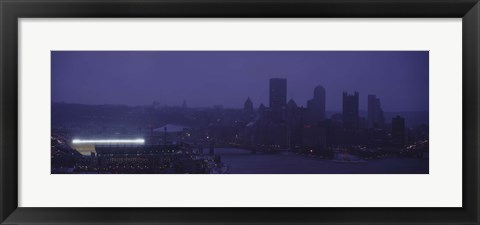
top-left (51, 51), bottom-right (429, 111)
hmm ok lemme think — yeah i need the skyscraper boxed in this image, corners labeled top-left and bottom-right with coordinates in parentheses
top-left (269, 78), bottom-right (287, 110)
top-left (244, 97), bottom-right (254, 118)
top-left (368, 95), bottom-right (385, 128)
top-left (392, 115), bottom-right (406, 147)
top-left (269, 78), bottom-right (287, 121)
top-left (307, 85), bottom-right (326, 126)
top-left (342, 91), bottom-right (359, 129)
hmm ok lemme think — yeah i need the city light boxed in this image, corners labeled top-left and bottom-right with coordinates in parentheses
top-left (72, 139), bottom-right (145, 144)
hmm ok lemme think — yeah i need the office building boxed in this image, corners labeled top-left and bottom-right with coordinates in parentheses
top-left (342, 91), bottom-right (359, 129)
top-left (392, 115), bottom-right (406, 147)
top-left (368, 94), bottom-right (385, 128)
top-left (244, 97), bottom-right (254, 114)
top-left (269, 78), bottom-right (287, 109)
top-left (269, 78), bottom-right (287, 121)
top-left (307, 85), bottom-right (326, 126)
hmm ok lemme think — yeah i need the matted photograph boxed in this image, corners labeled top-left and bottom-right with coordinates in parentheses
top-left (4, 0), bottom-right (479, 223)
top-left (51, 51), bottom-right (429, 174)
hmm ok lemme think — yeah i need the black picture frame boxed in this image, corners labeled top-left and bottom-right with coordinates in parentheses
top-left (1, 0), bottom-right (479, 224)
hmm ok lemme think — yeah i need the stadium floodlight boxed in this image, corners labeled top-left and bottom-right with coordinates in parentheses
top-left (71, 139), bottom-right (145, 144)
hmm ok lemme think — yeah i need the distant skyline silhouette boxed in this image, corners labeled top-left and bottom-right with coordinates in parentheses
top-left (51, 51), bottom-right (429, 111)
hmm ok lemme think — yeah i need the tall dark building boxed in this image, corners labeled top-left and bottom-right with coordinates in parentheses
top-left (269, 78), bottom-right (287, 109)
top-left (307, 85), bottom-right (326, 126)
top-left (243, 97), bottom-right (254, 121)
top-left (244, 97), bottom-right (254, 114)
top-left (286, 99), bottom-right (303, 148)
top-left (392, 115), bottom-right (406, 147)
top-left (342, 91), bottom-right (359, 129)
top-left (269, 78), bottom-right (287, 121)
top-left (258, 103), bottom-right (267, 117)
top-left (367, 95), bottom-right (385, 128)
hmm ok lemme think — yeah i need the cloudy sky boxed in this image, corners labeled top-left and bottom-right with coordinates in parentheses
top-left (52, 51), bottom-right (429, 111)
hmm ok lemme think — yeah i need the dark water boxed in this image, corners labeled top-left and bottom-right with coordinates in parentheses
top-left (215, 148), bottom-right (429, 174)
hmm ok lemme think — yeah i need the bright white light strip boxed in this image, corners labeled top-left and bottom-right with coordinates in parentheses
top-left (71, 139), bottom-right (145, 144)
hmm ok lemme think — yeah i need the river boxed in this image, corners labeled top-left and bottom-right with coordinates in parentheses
top-left (214, 148), bottom-right (429, 174)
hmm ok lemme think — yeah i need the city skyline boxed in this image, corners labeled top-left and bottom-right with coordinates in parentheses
top-left (51, 51), bottom-right (429, 111)
top-left (51, 51), bottom-right (429, 174)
